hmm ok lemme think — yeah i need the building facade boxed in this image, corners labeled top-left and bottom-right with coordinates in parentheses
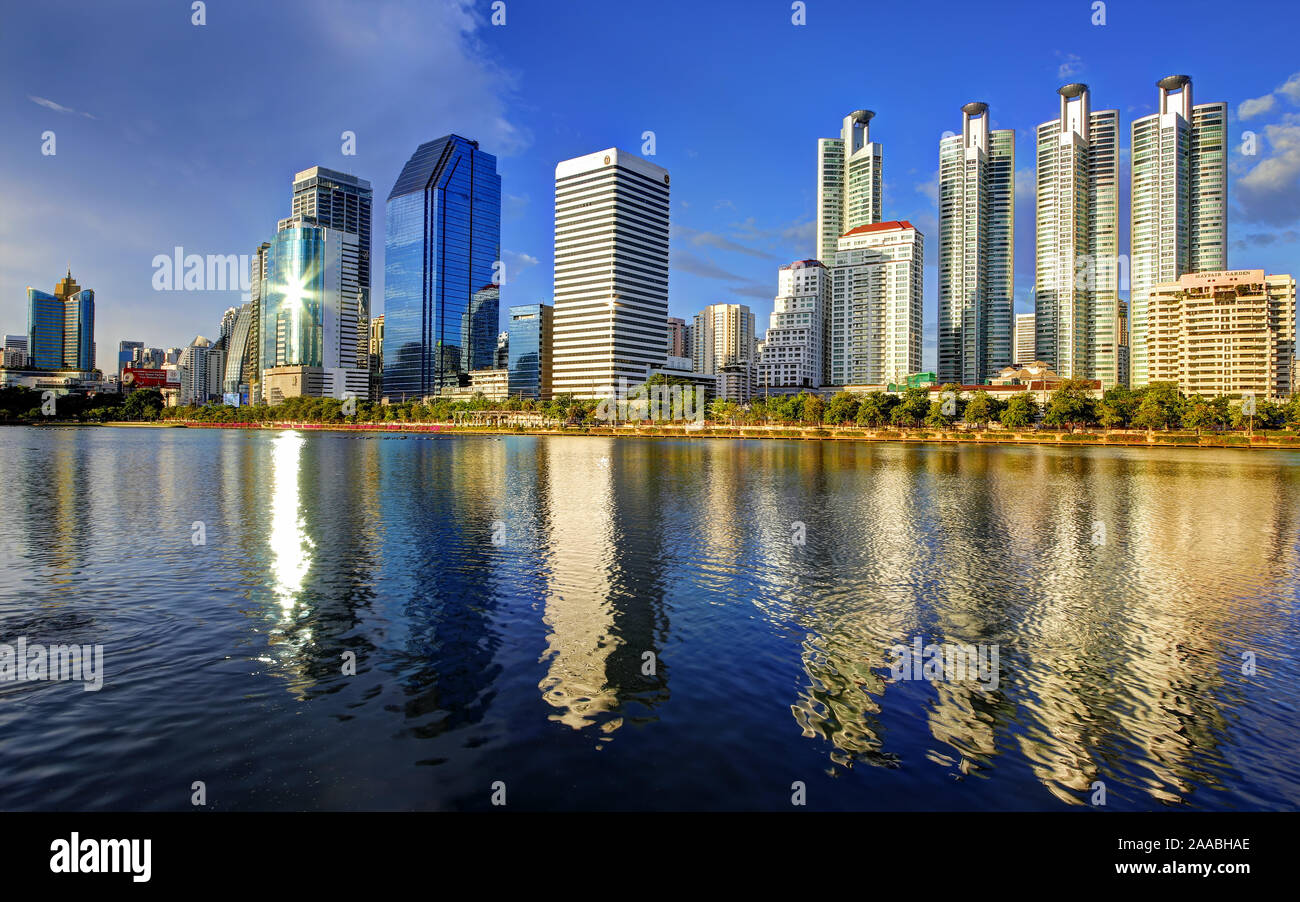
top-left (260, 224), bottom-right (369, 404)
top-left (692, 303), bottom-right (755, 376)
top-left (552, 148), bottom-right (670, 399)
top-left (507, 303), bottom-right (553, 400)
top-left (830, 221), bottom-right (924, 386)
top-left (817, 110), bottom-right (882, 263)
top-left (1129, 75), bottom-right (1227, 388)
top-left (667, 317), bottom-right (689, 358)
top-left (1146, 270), bottom-right (1295, 399)
top-left (938, 102), bottom-right (1015, 384)
top-left (756, 260), bottom-right (829, 390)
top-left (27, 269), bottom-right (94, 372)
top-left (1034, 84), bottom-right (1125, 388)
top-left (384, 135), bottom-right (501, 399)
top-left (1013, 312), bottom-right (1036, 366)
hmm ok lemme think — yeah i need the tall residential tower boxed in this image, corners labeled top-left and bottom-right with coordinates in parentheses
top-left (938, 102), bottom-right (1015, 384)
top-left (1129, 75), bottom-right (1227, 388)
top-left (1034, 84), bottom-right (1125, 388)
top-left (816, 111), bottom-right (883, 263)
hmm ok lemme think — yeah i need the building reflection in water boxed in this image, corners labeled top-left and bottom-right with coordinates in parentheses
top-left (536, 438), bottom-right (671, 741)
top-left (268, 431), bottom-right (313, 620)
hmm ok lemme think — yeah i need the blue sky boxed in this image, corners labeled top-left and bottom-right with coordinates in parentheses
top-left (3, 0), bottom-right (1299, 375)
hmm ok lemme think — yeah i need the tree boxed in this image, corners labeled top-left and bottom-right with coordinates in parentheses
top-left (824, 391), bottom-right (860, 425)
top-left (801, 393), bottom-right (825, 425)
top-left (999, 393), bottom-right (1038, 429)
top-left (1132, 393), bottom-right (1168, 432)
top-left (1042, 379), bottom-right (1096, 430)
top-left (121, 388), bottom-right (165, 421)
top-left (890, 387), bottom-right (929, 428)
top-left (963, 391), bottom-right (994, 427)
top-left (855, 392), bottom-right (894, 427)
top-left (925, 400), bottom-right (955, 429)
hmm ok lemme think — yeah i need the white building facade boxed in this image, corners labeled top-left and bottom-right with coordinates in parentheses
top-left (552, 149), bottom-right (670, 399)
top-left (1129, 75), bottom-right (1227, 388)
top-left (817, 111), bottom-right (882, 264)
top-left (938, 102), bottom-right (1015, 384)
top-left (830, 221), bottom-right (924, 386)
top-left (756, 260), bottom-right (829, 390)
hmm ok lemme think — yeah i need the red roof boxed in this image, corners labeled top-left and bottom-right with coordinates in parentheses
top-left (841, 220), bottom-right (917, 237)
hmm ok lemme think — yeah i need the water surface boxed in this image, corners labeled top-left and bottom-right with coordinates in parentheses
top-left (0, 426), bottom-right (1296, 810)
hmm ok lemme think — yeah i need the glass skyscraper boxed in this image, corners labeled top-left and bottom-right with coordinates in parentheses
top-left (507, 303), bottom-right (553, 400)
top-left (384, 135), bottom-right (501, 399)
top-left (27, 269), bottom-right (94, 371)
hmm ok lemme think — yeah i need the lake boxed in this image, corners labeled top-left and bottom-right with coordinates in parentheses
top-left (1, 426), bottom-right (1297, 810)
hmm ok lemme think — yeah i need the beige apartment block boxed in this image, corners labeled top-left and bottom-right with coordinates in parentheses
top-left (1146, 270), bottom-right (1295, 399)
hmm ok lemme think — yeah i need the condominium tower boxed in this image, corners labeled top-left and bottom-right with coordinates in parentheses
top-left (1035, 84), bottom-right (1124, 388)
top-left (756, 260), bottom-right (830, 390)
top-left (816, 110), bottom-right (883, 263)
top-left (692, 303), bottom-right (755, 375)
top-left (830, 221), bottom-right (924, 385)
top-left (1146, 270), bottom-right (1295, 400)
top-left (938, 102), bottom-right (1015, 384)
top-left (551, 148), bottom-right (670, 399)
top-left (384, 135), bottom-right (501, 399)
top-left (1129, 75), bottom-right (1227, 388)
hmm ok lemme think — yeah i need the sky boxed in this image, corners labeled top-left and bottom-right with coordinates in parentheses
top-left (3, 0), bottom-right (1299, 375)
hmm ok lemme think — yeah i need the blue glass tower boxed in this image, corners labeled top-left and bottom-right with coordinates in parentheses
top-left (384, 135), bottom-right (501, 399)
top-left (507, 303), bottom-right (553, 400)
top-left (27, 269), bottom-right (94, 371)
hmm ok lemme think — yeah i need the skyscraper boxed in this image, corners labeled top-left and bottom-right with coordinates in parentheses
top-left (1035, 84), bottom-right (1124, 388)
top-left (27, 269), bottom-right (94, 371)
top-left (756, 260), bottom-right (830, 390)
top-left (1129, 75), bottom-right (1227, 388)
top-left (830, 221), bottom-right (924, 386)
top-left (817, 110), bottom-right (883, 263)
top-left (938, 102), bottom-right (1015, 384)
top-left (692, 303), bottom-right (755, 376)
top-left (260, 224), bottom-right (369, 403)
top-left (507, 303), bottom-right (553, 400)
top-left (552, 148), bottom-right (669, 399)
top-left (286, 167), bottom-right (373, 291)
top-left (248, 241), bottom-right (270, 404)
top-left (221, 302), bottom-right (254, 401)
top-left (384, 136), bottom-right (501, 399)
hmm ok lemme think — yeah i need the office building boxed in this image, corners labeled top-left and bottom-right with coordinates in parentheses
top-left (179, 336), bottom-right (225, 405)
top-left (260, 224), bottom-right (369, 404)
top-left (285, 167), bottom-right (373, 292)
top-left (27, 269), bottom-right (94, 372)
top-left (756, 260), bottom-right (829, 390)
top-left (1035, 84), bottom-right (1125, 388)
top-left (384, 135), bottom-right (500, 399)
top-left (1014, 312), bottom-right (1036, 366)
top-left (221, 302), bottom-right (255, 402)
top-left (938, 102), bottom-right (1015, 384)
top-left (552, 148), bottom-right (670, 399)
top-left (1129, 75), bottom-right (1227, 388)
top-left (830, 221), bottom-right (924, 386)
top-left (1146, 270), bottom-right (1295, 399)
top-left (817, 110), bottom-right (883, 264)
top-left (507, 303), bottom-right (553, 401)
top-left (117, 340), bottom-right (144, 382)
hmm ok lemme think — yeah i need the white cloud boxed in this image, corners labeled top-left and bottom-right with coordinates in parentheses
top-left (1239, 94), bottom-right (1276, 120)
top-left (1056, 53), bottom-right (1083, 80)
top-left (1236, 120), bottom-right (1300, 225)
top-left (27, 95), bottom-right (96, 119)
top-left (1278, 72), bottom-right (1300, 103)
